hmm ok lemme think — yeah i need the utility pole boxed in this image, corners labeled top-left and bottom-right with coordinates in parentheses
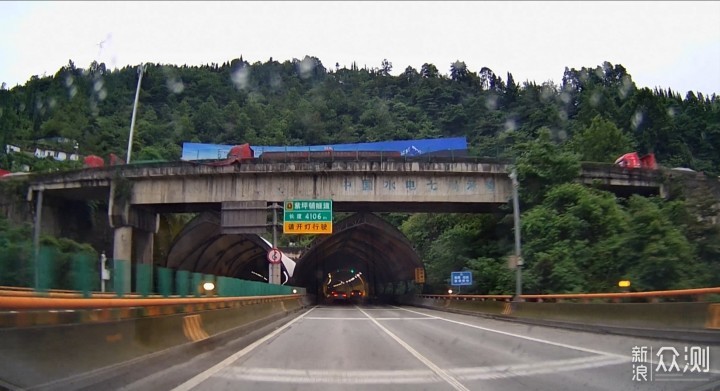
top-left (126, 63), bottom-right (146, 164)
top-left (510, 168), bottom-right (523, 301)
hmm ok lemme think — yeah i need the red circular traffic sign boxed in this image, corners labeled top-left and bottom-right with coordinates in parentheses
top-left (267, 248), bottom-right (283, 264)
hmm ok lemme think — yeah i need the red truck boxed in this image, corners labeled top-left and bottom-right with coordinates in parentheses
top-left (614, 152), bottom-right (657, 169)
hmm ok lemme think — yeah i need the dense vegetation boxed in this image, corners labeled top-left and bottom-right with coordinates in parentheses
top-left (1, 56), bottom-right (718, 293)
top-left (0, 217), bottom-right (98, 289)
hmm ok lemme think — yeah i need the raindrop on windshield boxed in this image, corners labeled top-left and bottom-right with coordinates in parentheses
top-left (93, 79), bottom-right (104, 92)
top-left (560, 92), bottom-right (572, 104)
top-left (297, 57), bottom-right (317, 80)
top-left (631, 111), bottom-right (644, 130)
top-left (504, 118), bottom-right (517, 132)
top-left (618, 76), bottom-right (633, 99)
top-left (166, 78), bottom-right (185, 94)
top-left (485, 95), bottom-right (498, 111)
top-left (231, 66), bottom-right (251, 90)
top-left (558, 110), bottom-right (568, 122)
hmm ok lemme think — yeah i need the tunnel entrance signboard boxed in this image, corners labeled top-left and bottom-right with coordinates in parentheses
top-left (283, 199), bottom-right (333, 234)
top-left (451, 271), bottom-right (472, 286)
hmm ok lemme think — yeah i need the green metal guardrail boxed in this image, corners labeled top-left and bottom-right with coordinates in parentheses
top-left (0, 246), bottom-right (304, 298)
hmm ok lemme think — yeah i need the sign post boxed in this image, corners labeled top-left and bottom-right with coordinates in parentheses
top-left (283, 200), bottom-right (333, 234)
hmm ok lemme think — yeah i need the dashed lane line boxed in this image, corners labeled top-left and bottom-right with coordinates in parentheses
top-left (212, 355), bottom-right (627, 385)
top-left (356, 305), bottom-right (471, 391)
top-left (170, 306), bottom-right (317, 391)
top-left (391, 306), bottom-right (626, 359)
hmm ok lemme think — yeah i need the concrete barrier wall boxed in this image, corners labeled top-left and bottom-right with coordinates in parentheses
top-left (401, 296), bottom-right (720, 343)
top-left (0, 296), bottom-right (308, 390)
top-left (511, 301), bottom-right (710, 330)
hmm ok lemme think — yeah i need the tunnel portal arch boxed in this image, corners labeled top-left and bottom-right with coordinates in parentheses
top-left (162, 211), bottom-right (275, 281)
top-left (162, 211), bottom-right (423, 295)
top-left (291, 212), bottom-right (423, 296)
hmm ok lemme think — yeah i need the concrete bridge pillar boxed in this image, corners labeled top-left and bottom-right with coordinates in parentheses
top-left (113, 226), bottom-right (133, 293)
top-left (133, 230), bottom-right (154, 265)
top-left (109, 181), bottom-right (159, 293)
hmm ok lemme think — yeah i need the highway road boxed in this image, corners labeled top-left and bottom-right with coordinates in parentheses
top-left (51, 304), bottom-right (720, 391)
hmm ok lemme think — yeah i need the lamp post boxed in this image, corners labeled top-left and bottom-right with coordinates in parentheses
top-left (509, 168), bottom-right (523, 301)
top-left (126, 63), bottom-right (146, 164)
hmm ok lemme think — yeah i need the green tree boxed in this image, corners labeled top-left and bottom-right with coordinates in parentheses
top-left (515, 127), bottom-right (581, 205)
top-left (619, 196), bottom-right (698, 290)
top-left (521, 183), bottom-right (627, 293)
top-left (570, 115), bottom-right (634, 162)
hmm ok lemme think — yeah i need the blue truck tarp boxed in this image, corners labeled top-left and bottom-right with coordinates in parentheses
top-left (181, 137), bottom-right (468, 161)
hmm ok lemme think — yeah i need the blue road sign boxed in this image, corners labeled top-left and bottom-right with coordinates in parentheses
top-left (451, 271), bottom-right (473, 286)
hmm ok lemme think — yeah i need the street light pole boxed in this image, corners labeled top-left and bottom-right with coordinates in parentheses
top-left (510, 168), bottom-right (523, 301)
top-left (126, 63), bottom-right (146, 164)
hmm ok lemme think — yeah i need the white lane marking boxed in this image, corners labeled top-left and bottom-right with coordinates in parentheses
top-left (392, 306), bottom-right (626, 358)
top-left (356, 305), bottom-right (470, 391)
top-left (451, 355), bottom-right (626, 380)
top-left (0, 378), bottom-right (24, 391)
top-left (305, 317), bottom-right (437, 320)
top-left (212, 355), bottom-right (627, 384)
top-left (170, 306), bottom-right (317, 391)
top-left (305, 317), bottom-right (368, 320)
top-left (218, 367), bottom-right (440, 384)
top-left (313, 307), bottom-right (395, 311)
top-left (376, 317), bottom-right (439, 320)
top-left (393, 306), bottom-right (720, 375)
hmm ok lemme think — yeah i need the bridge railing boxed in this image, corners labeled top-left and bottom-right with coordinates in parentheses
top-left (419, 286), bottom-right (720, 303)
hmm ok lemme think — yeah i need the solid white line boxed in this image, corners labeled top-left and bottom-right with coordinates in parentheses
top-left (356, 305), bottom-right (470, 391)
top-left (0, 378), bottom-right (24, 391)
top-left (313, 307), bottom-right (394, 311)
top-left (305, 317), bottom-right (369, 320)
top-left (217, 367), bottom-right (439, 384)
top-left (392, 306), bottom-right (626, 358)
top-left (375, 317), bottom-right (439, 320)
top-left (210, 356), bottom-right (626, 384)
top-left (393, 307), bottom-right (720, 375)
top-left (451, 355), bottom-right (626, 380)
top-left (304, 316), bottom-right (436, 320)
top-left (170, 306), bottom-right (317, 391)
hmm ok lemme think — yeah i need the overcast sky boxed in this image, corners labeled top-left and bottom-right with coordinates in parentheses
top-left (1, 1), bottom-right (719, 95)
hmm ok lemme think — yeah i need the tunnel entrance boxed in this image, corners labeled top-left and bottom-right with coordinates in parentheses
top-left (291, 212), bottom-right (422, 303)
top-left (162, 212), bottom-right (422, 303)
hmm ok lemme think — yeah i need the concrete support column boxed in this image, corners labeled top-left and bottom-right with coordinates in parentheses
top-left (133, 229), bottom-right (154, 265)
top-left (113, 226), bottom-right (133, 294)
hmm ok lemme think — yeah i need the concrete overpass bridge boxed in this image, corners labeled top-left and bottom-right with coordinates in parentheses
top-left (14, 157), bottom-right (663, 296)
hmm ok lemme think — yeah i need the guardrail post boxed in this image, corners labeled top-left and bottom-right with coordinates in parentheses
top-left (34, 246), bottom-right (55, 294)
top-left (157, 267), bottom-right (172, 297)
top-left (176, 270), bottom-right (190, 297)
top-left (113, 259), bottom-right (128, 297)
top-left (71, 252), bottom-right (93, 298)
top-left (136, 263), bottom-right (152, 297)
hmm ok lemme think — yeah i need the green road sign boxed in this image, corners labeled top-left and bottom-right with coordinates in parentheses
top-left (284, 200), bottom-right (333, 234)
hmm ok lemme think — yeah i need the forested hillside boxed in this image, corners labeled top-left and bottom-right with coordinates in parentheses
top-left (1, 56), bottom-right (719, 293)
top-left (1, 56), bottom-right (718, 171)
